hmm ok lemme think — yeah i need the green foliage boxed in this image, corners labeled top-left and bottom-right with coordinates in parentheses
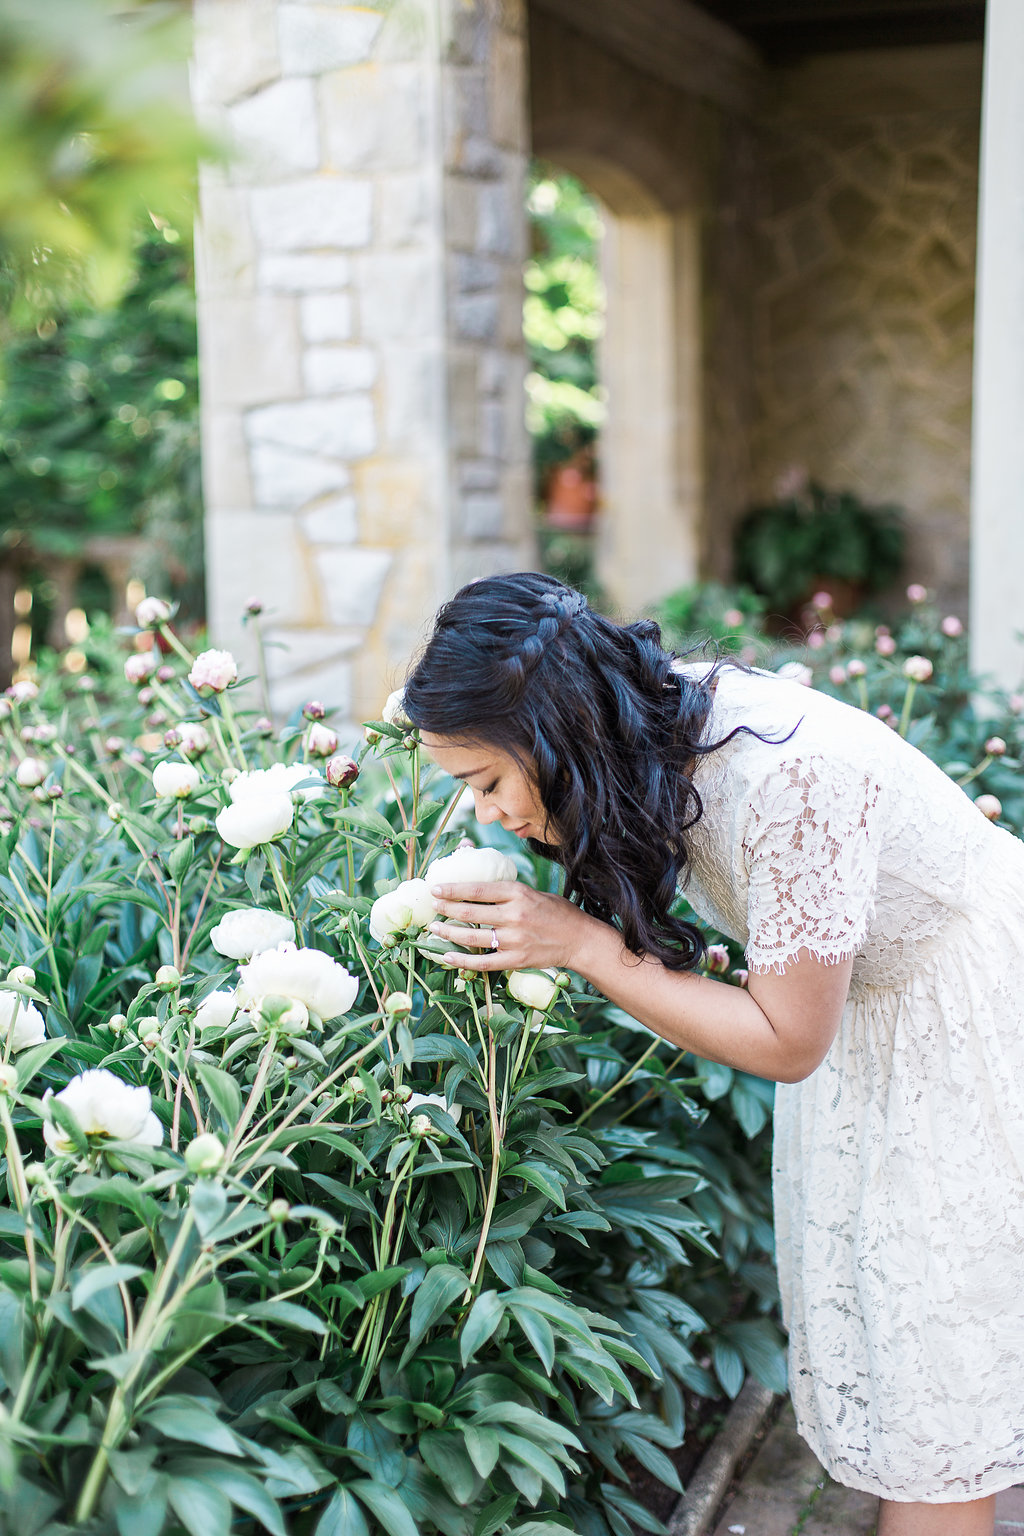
top-left (733, 481), bottom-right (906, 616)
top-left (524, 167), bottom-right (605, 492)
top-left (0, 614), bottom-right (781, 1534)
top-left (0, 0), bottom-right (210, 326)
top-left (0, 224), bottom-right (203, 619)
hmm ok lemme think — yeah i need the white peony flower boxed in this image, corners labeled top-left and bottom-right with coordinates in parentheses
top-left (229, 762), bottom-right (324, 804)
top-left (216, 794), bottom-right (294, 850)
top-left (7, 680), bottom-right (39, 704)
top-left (188, 649), bottom-right (238, 693)
top-left (136, 596), bottom-right (172, 628)
top-left (426, 845), bottom-right (518, 888)
top-left (507, 969), bottom-right (559, 1012)
top-left (775, 662), bottom-right (813, 688)
top-left (406, 1090), bottom-right (460, 1126)
top-left (193, 990), bottom-right (241, 1032)
top-left (369, 879), bottom-right (436, 944)
top-left (381, 688), bottom-right (410, 726)
top-left (0, 990), bottom-right (46, 1052)
top-left (236, 943), bottom-right (359, 1023)
top-left (43, 1069), bottom-right (163, 1154)
top-left (15, 758), bottom-right (47, 789)
top-left (210, 907), bottom-right (296, 959)
top-left (153, 761), bottom-right (200, 799)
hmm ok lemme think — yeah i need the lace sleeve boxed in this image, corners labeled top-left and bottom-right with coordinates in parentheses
top-left (742, 751), bottom-right (883, 974)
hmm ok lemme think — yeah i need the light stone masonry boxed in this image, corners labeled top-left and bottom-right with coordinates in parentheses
top-left (194, 0), bottom-right (533, 725)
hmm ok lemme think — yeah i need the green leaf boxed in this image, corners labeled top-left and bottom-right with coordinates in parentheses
top-left (509, 1302), bottom-right (555, 1372)
top-left (190, 1179), bottom-right (229, 1238)
top-left (196, 1061), bottom-right (243, 1129)
top-left (244, 1299), bottom-right (327, 1334)
top-left (419, 1430), bottom-right (479, 1505)
top-left (406, 1263), bottom-right (467, 1351)
top-left (350, 1479), bottom-right (419, 1536)
top-left (317, 1488), bottom-right (370, 1536)
top-left (167, 836), bottom-right (194, 886)
top-left (71, 1263), bottom-right (144, 1312)
top-left (115, 1479), bottom-right (169, 1536)
top-left (712, 1340), bottom-right (745, 1399)
top-left (474, 1495), bottom-right (519, 1536)
top-left (143, 1399), bottom-right (242, 1456)
top-left (459, 1291), bottom-right (504, 1365)
top-left (168, 1475), bottom-right (232, 1536)
top-left (463, 1424), bottom-right (500, 1480)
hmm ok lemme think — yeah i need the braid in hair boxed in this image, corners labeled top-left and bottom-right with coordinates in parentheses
top-left (403, 571), bottom-right (754, 970)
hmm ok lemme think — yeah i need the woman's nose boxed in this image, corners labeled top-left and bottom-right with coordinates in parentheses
top-left (474, 794), bottom-right (502, 825)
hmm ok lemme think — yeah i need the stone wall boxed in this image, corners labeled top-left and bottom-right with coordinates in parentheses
top-left (192, 0), bottom-right (533, 725)
top-left (748, 45), bottom-right (983, 608)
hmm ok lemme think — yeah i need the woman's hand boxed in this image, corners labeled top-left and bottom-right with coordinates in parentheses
top-left (428, 881), bottom-right (592, 972)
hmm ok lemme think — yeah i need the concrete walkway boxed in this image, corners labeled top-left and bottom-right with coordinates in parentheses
top-left (709, 1404), bottom-right (1024, 1536)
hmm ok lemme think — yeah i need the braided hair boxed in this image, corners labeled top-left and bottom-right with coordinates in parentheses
top-left (403, 571), bottom-right (748, 970)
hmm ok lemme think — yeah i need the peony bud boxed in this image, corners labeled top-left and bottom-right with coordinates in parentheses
top-left (555, 972), bottom-right (571, 989)
top-left (245, 598), bottom-right (263, 616)
top-left (381, 689), bottom-right (410, 727)
top-left (188, 649), bottom-right (237, 694)
top-left (303, 700), bottom-right (326, 721)
top-left (108, 1014), bottom-right (128, 1035)
top-left (811, 591), bottom-right (833, 611)
top-left (1009, 695), bottom-right (1024, 716)
top-left (185, 1133), bottom-right (225, 1175)
top-left (806, 630), bottom-right (824, 651)
top-left (875, 635), bottom-right (897, 657)
top-left (507, 969), bottom-right (559, 1011)
top-left (6, 680), bottom-right (39, 704)
top-left (846, 659), bottom-right (867, 678)
top-left (975, 794), bottom-right (1002, 821)
top-left (829, 665), bottom-right (847, 686)
top-left (940, 615), bottom-right (963, 638)
top-left (984, 736), bottom-right (1007, 757)
top-left (16, 757), bottom-right (47, 789)
top-left (906, 583), bottom-right (928, 604)
top-left (124, 654), bottom-right (154, 686)
top-left (410, 1114), bottom-right (432, 1138)
top-left (136, 597), bottom-right (172, 628)
top-left (155, 965), bottom-right (180, 991)
top-left (268, 1199), bottom-right (290, 1223)
top-left (326, 754), bottom-right (359, 789)
top-left (722, 607), bottom-right (743, 628)
top-left (704, 944), bottom-right (731, 975)
top-left (108, 802), bottom-right (124, 823)
top-left (255, 716), bottom-right (274, 737)
top-left (732, 968), bottom-right (750, 988)
top-left (306, 722), bottom-right (338, 757)
top-left (875, 704), bottom-right (894, 721)
top-left (902, 655), bottom-right (933, 683)
top-left (0, 1063), bottom-right (19, 1095)
top-left (157, 664), bottom-right (175, 684)
top-left (384, 992), bottom-right (413, 1018)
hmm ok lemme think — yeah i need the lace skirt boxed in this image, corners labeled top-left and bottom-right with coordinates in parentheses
top-left (773, 854), bottom-right (1024, 1502)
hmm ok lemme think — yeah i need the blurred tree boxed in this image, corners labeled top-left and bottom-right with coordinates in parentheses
top-left (0, 0), bottom-right (209, 329)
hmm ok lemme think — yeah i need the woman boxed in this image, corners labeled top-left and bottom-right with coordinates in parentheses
top-left (402, 571), bottom-right (1024, 1536)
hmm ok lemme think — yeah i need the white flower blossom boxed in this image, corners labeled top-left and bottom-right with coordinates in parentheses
top-left (382, 688), bottom-right (410, 726)
top-left (230, 762), bottom-right (324, 804)
top-left (124, 654), bottom-right (154, 685)
top-left (43, 1069), bottom-right (163, 1154)
top-left (369, 879), bottom-right (436, 945)
top-left (210, 907), bottom-right (296, 959)
top-left (7, 680), bottom-right (39, 704)
top-left (0, 991), bottom-right (46, 1052)
top-left (15, 758), bottom-right (47, 789)
top-left (306, 722), bottom-right (338, 757)
top-left (902, 655), bottom-right (933, 683)
top-left (236, 943), bottom-right (359, 1023)
top-left (153, 761), bottom-right (200, 799)
top-left (216, 794), bottom-right (294, 850)
top-left (177, 721), bottom-right (211, 757)
top-left (188, 649), bottom-right (238, 693)
top-left (406, 1090), bottom-right (460, 1126)
top-left (136, 597), bottom-right (172, 628)
top-left (193, 990), bottom-right (241, 1032)
top-left (425, 845), bottom-right (518, 888)
top-left (507, 969), bottom-right (559, 1012)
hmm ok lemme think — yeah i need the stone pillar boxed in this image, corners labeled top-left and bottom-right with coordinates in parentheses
top-left (969, 0), bottom-right (1024, 690)
top-left (192, 0), bottom-right (533, 724)
top-left (596, 211), bottom-right (702, 615)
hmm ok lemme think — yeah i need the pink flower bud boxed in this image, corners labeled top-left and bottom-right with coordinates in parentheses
top-left (876, 704), bottom-right (894, 721)
top-left (940, 615), bottom-right (963, 638)
top-left (875, 635), bottom-right (897, 657)
top-left (847, 659), bottom-right (867, 678)
top-left (145, 709), bottom-right (167, 727)
top-left (303, 700), bottom-right (326, 721)
top-left (104, 737), bottom-right (125, 757)
top-left (906, 583), bottom-right (928, 604)
top-left (975, 794), bottom-right (1002, 821)
top-left (829, 665), bottom-right (847, 686)
top-left (875, 625), bottom-right (891, 637)
top-left (188, 649), bottom-right (237, 694)
top-left (826, 625), bottom-right (843, 643)
top-left (157, 665), bottom-right (174, 684)
top-left (722, 608), bottom-right (744, 628)
top-left (245, 597), bottom-right (263, 616)
top-left (124, 654), bottom-right (154, 686)
top-left (326, 754), bottom-right (359, 789)
top-left (6, 680), bottom-right (38, 704)
top-left (139, 687), bottom-right (155, 706)
top-left (306, 722), bottom-right (338, 757)
top-left (731, 968), bottom-right (749, 988)
top-left (135, 597), bottom-right (172, 628)
top-left (807, 629), bottom-right (824, 650)
top-left (255, 716), bottom-right (273, 737)
top-left (811, 591), bottom-right (833, 611)
top-left (984, 736), bottom-right (1007, 757)
top-left (163, 728), bottom-right (182, 749)
top-left (704, 944), bottom-right (731, 975)
top-left (902, 655), bottom-right (933, 683)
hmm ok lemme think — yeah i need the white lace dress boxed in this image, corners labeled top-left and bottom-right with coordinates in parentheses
top-left (681, 664), bottom-right (1024, 1502)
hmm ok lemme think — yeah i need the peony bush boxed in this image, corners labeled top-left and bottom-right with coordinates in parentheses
top-left (0, 606), bottom-right (779, 1536)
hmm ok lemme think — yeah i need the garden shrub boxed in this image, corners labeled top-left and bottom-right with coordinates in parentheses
top-left (0, 609), bottom-right (781, 1536)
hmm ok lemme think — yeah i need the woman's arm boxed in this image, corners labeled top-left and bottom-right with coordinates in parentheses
top-left (428, 882), bottom-right (851, 1084)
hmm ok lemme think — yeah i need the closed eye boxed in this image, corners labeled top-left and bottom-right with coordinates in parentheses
top-left (479, 781), bottom-right (498, 796)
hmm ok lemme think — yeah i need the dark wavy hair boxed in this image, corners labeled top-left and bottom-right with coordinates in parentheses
top-left (403, 571), bottom-right (753, 971)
